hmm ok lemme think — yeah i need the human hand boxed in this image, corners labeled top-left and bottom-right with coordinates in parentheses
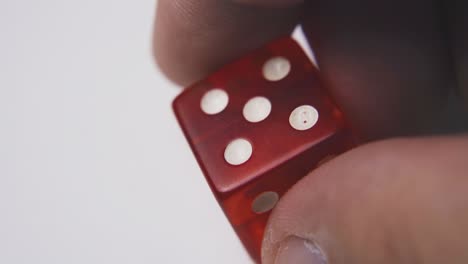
top-left (154, 1), bottom-right (468, 263)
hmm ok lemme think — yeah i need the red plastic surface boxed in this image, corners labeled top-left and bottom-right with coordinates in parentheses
top-left (173, 37), bottom-right (356, 263)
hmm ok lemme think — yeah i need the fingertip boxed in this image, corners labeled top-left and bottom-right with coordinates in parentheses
top-left (153, 0), bottom-right (200, 86)
top-left (153, 0), bottom-right (301, 87)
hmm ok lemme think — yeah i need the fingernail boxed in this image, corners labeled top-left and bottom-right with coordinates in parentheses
top-left (274, 236), bottom-right (327, 264)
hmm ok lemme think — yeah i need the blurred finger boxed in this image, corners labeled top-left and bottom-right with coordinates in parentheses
top-left (232, 0), bottom-right (303, 7)
top-left (153, 0), bottom-right (301, 85)
top-left (301, 0), bottom-right (453, 139)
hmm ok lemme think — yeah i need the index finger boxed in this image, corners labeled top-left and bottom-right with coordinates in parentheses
top-left (153, 0), bottom-right (302, 86)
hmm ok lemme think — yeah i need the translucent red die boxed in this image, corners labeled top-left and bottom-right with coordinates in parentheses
top-left (172, 37), bottom-right (356, 262)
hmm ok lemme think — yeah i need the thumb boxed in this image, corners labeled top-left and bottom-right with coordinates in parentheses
top-left (262, 136), bottom-right (468, 264)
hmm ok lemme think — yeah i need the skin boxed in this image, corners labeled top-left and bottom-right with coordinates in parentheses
top-left (153, 0), bottom-right (468, 263)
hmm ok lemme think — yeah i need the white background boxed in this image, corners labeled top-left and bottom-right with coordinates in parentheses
top-left (0, 0), bottom-right (253, 263)
top-left (2, 1), bottom-right (467, 264)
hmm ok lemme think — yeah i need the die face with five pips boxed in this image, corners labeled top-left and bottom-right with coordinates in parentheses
top-left (172, 37), bottom-right (356, 262)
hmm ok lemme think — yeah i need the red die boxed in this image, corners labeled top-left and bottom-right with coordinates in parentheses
top-left (172, 37), bottom-right (356, 262)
